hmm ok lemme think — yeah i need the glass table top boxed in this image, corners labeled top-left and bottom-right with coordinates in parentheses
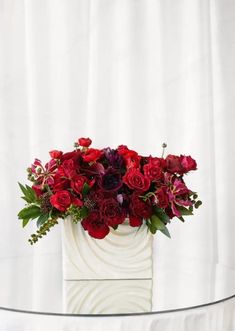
top-left (0, 254), bottom-right (235, 316)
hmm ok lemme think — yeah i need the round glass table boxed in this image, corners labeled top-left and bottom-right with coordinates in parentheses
top-left (0, 254), bottom-right (235, 330)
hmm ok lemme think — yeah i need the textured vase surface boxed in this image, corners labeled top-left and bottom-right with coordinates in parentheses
top-left (62, 217), bottom-right (153, 313)
top-left (62, 217), bottom-right (153, 280)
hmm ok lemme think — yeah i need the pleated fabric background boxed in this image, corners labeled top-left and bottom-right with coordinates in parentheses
top-left (0, 0), bottom-right (235, 326)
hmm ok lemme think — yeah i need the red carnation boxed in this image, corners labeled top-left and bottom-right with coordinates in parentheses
top-left (123, 168), bottom-right (150, 191)
top-left (49, 150), bottom-right (63, 159)
top-left (78, 137), bottom-right (92, 147)
top-left (82, 148), bottom-right (102, 163)
top-left (50, 190), bottom-right (71, 211)
top-left (143, 160), bottom-right (163, 181)
top-left (82, 211), bottom-right (110, 239)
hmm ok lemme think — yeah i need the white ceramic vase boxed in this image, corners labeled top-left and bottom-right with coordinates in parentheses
top-left (62, 217), bottom-right (153, 313)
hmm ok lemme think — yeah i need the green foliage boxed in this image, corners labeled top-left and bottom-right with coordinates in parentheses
top-left (67, 205), bottom-right (89, 223)
top-left (18, 205), bottom-right (42, 228)
top-left (18, 182), bottom-right (37, 203)
top-left (82, 183), bottom-right (90, 196)
top-left (177, 206), bottom-right (193, 216)
top-left (28, 219), bottom-right (59, 245)
top-left (148, 212), bottom-right (171, 238)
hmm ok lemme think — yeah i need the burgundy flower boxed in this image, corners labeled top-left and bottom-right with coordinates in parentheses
top-left (100, 198), bottom-right (126, 226)
top-left (165, 155), bottom-right (183, 174)
top-left (82, 211), bottom-right (110, 239)
top-left (180, 155), bottom-right (197, 173)
top-left (98, 167), bottom-right (122, 192)
top-left (103, 147), bottom-right (124, 169)
top-left (129, 193), bottom-right (152, 220)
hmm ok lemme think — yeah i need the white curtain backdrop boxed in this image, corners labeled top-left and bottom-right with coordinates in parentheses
top-left (0, 0), bottom-right (235, 326)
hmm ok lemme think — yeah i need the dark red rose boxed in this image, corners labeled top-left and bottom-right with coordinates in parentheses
top-left (100, 198), bottom-right (126, 226)
top-left (143, 161), bottom-right (162, 181)
top-left (165, 155), bottom-right (183, 174)
top-left (71, 175), bottom-right (86, 193)
top-left (49, 150), bottom-right (63, 159)
top-left (180, 155), bottom-right (197, 172)
top-left (129, 215), bottom-right (143, 227)
top-left (82, 148), bottom-right (103, 163)
top-left (123, 168), bottom-right (150, 191)
top-left (82, 211), bottom-right (110, 239)
top-left (52, 167), bottom-right (70, 192)
top-left (50, 190), bottom-right (71, 211)
top-left (129, 193), bottom-right (152, 219)
top-left (155, 187), bottom-right (169, 209)
top-left (78, 137), bottom-right (92, 147)
top-left (62, 159), bottom-right (76, 178)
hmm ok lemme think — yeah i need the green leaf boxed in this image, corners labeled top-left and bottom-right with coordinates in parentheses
top-left (177, 206), bottom-right (193, 216)
top-left (150, 214), bottom-right (171, 238)
top-left (148, 223), bottom-right (157, 234)
top-left (82, 183), bottom-right (90, 196)
top-left (112, 225), bottom-right (118, 230)
top-left (153, 207), bottom-right (170, 224)
top-left (159, 226), bottom-right (171, 238)
top-left (18, 205), bottom-right (41, 220)
top-left (22, 218), bottom-right (30, 228)
top-left (36, 214), bottom-right (49, 228)
top-left (80, 206), bottom-right (88, 218)
top-left (178, 216), bottom-right (185, 222)
top-left (18, 182), bottom-right (37, 203)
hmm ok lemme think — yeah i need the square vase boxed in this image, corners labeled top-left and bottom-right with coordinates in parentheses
top-left (62, 216), bottom-right (153, 280)
top-left (62, 217), bottom-right (153, 313)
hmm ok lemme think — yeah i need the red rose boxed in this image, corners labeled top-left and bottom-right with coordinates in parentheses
top-left (129, 193), bottom-right (152, 220)
top-left (155, 187), bottom-right (169, 209)
top-left (82, 211), bottom-right (110, 239)
top-left (49, 150), bottom-right (63, 159)
top-left (100, 198), bottom-right (126, 226)
top-left (82, 148), bottom-right (102, 163)
top-left (78, 137), bottom-right (92, 147)
top-left (52, 167), bottom-right (70, 192)
top-left (123, 168), bottom-right (150, 191)
top-left (71, 175), bottom-right (86, 193)
top-left (50, 190), bottom-right (71, 211)
top-left (180, 155), bottom-right (197, 172)
top-left (165, 155), bottom-right (183, 174)
top-left (62, 159), bottom-right (76, 178)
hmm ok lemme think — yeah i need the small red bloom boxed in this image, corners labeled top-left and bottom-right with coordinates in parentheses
top-left (155, 187), bottom-right (169, 209)
top-left (62, 159), bottom-right (76, 178)
top-left (82, 148), bottom-right (103, 163)
top-left (50, 190), bottom-right (71, 211)
top-left (117, 145), bottom-right (140, 168)
top-left (100, 198), bottom-right (126, 226)
top-left (78, 137), bottom-right (92, 147)
top-left (49, 150), bottom-right (63, 159)
top-left (129, 193), bottom-right (152, 220)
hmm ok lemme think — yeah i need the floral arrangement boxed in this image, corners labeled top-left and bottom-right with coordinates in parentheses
top-left (18, 137), bottom-right (202, 244)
